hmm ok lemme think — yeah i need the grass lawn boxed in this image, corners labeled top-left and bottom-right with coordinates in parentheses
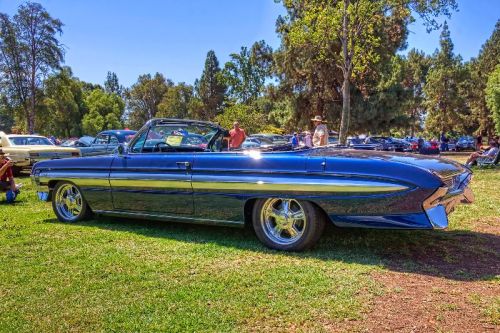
top-left (0, 154), bottom-right (498, 332)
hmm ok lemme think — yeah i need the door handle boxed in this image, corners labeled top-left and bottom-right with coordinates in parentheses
top-left (176, 161), bottom-right (191, 168)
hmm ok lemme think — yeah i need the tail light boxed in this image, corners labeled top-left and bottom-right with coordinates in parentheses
top-left (71, 152), bottom-right (80, 157)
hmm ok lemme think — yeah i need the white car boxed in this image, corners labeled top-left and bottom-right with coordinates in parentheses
top-left (0, 132), bottom-right (81, 175)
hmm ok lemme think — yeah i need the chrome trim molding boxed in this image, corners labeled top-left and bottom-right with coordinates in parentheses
top-left (192, 175), bottom-right (409, 193)
top-left (93, 210), bottom-right (245, 228)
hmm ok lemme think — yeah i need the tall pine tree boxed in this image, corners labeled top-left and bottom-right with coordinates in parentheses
top-left (424, 22), bottom-right (469, 135)
top-left (195, 50), bottom-right (226, 120)
top-left (468, 20), bottom-right (499, 136)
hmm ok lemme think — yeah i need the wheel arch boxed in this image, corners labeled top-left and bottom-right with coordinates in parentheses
top-left (47, 179), bottom-right (87, 204)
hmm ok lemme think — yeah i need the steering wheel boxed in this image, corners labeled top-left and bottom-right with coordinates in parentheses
top-left (154, 141), bottom-right (175, 152)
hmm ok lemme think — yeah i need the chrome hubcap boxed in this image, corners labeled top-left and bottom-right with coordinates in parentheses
top-left (55, 184), bottom-right (83, 221)
top-left (261, 198), bottom-right (306, 245)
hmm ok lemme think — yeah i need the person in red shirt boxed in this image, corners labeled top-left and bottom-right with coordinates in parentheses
top-left (0, 149), bottom-right (17, 193)
top-left (229, 121), bottom-right (246, 149)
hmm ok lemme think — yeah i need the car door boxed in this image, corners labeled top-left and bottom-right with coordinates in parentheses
top-left (109, 149), bottom-right (194, 215)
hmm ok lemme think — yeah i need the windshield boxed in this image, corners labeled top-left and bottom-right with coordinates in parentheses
top-left (131, 122), bottom-right (219, 153)
top-left (9, 136), bottom-right (53, 146)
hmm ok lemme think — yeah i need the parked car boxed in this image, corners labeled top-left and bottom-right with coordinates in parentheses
top-left (0, 132), bottom-right (80, 175)
top-left (251, 134), bottom-right (288, 145)
top-left (79, 130), bottom-right (137, 157)
top-left (390, 138), bottom-right (412, 152)
top-left (456, 136), bottom-right (475, 151)
top-left (31, 118), bottom-right (474, 251)
top-left (407, 138), bottom-right (419, 152)
top-left (420, 140), bottom-right (440, 155)
top-left (61, 136), bottom-right (95, 148)
top-left (241, 137), bottom-right (261, 149)
top-left (328, 137), bottom-right (339, 145)
top-left (447, 139), bottom-right (457, 151)
top-left (364, 136), bottom-right (410, 152)
top-left (347, 137), bottom-right (381, 150)
top-left (248, 135), bottom-right (292, 151)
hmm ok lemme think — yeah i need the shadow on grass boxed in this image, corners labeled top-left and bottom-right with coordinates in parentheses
top-left (44, 216), bottom-right (499, 282)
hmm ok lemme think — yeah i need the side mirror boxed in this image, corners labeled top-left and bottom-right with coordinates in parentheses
top-left (117, 143), bottom-right (128, 155)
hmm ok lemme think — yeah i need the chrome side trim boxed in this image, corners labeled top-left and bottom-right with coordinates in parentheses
top-left (93, 210), bottom-right (244, 228)
top-left (38, 172), bottom-right (110, 188)
top-left (192, 175), bottom-right (409, 193)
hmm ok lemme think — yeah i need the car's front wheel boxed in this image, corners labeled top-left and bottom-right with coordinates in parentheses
top-left (52, 181), bottom-right (92, 222)
top-left (252, 198), bottom-right (326, 251)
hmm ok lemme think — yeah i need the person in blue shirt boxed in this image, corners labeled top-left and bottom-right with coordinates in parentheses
top-left (291, 132), bottom-right (299, 148)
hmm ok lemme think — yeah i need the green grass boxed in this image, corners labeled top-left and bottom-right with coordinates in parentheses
top-left (0, 158), bottom-right (498, 332)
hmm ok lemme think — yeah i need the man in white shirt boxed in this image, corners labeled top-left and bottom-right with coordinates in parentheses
top-left (311, 115), bottom-right (329, 147)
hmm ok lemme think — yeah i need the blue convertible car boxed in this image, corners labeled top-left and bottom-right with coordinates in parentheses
top-left (31, 118), bottom-right (474, 251)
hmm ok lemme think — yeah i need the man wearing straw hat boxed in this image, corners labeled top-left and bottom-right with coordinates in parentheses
top-left (0, 149), bottom-right (19, 202)
top-left (311, 115), bottom-right (329, 147)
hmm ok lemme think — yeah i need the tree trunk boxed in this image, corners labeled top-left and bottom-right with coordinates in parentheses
top-left (338, 0), bottom-right (350, 145)
top-left (24, 105), bottom-right (30, 134)
top-left (339, 76), bottom-right (350, 144)
top-left (28, 86), bottom-right (35, 134)
top-left (29, 48), bottom-right (36, 134)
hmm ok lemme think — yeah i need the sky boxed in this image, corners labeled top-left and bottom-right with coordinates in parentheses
top-left (0, 0), bottom-right (498, 87)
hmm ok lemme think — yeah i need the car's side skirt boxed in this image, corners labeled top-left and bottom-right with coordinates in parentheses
top-left (93, 209), bottom-right (245, 228)
top-left (330, 213), bottom-right (433, 229)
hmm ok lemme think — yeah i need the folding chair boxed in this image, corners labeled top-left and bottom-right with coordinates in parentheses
top-left (477, 149), bottom-right (500, 167)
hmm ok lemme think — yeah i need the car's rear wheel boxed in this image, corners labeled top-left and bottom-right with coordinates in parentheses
top-left (252, 198), bottom-right (325, 251)
top-left (52, 181), bottom-right (92, 222)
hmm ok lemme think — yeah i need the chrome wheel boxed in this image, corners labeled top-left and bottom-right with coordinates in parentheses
top-left (260, 198), bottom-right (307, 246)
top-left (54, 183), bottom-right (83, 222)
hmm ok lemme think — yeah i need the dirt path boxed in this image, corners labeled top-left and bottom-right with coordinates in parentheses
top-left (363, 272), bottom-right (498, 332)
top-left (333, 221), bottom-right (500, 333)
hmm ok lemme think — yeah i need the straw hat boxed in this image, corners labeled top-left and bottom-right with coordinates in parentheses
top-left (310, 115), bottom-right (327, 123)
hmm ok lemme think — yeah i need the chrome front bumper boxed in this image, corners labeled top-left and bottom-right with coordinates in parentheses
top-left (31, 174), bottom-right (51, 201)
top-left (423, 172), bottom-right (474, 229)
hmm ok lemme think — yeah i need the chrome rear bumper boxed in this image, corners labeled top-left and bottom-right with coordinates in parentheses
top-left (423, 172), bottom-right (474, 229)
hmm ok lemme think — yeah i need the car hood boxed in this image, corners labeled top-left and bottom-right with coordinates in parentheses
top-left (5, 145), bottom-right (76, 152)
top-left (4, 146), bottom-right (79, 152)
top-left (308, 147), bottom-right (466, 178)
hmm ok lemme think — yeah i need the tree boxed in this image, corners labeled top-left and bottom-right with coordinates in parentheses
top-left (157, 83), bottom-right (194, 119)
top-left (276, 0), bottom-right (457, 144)
top-left (423, 22), bottom-right (469, 135)
top-left (0, 2), bottom-right (64, 133)
top-left (196, 50), bottom-right (226, 119)
top-left (468, 20), bottom-right (499, 136)
top-left (486, 64), bottom-right (500, 133)
top-left (214, 103), bottom-right (267, 134)
top-left (82, 88), bottom-right (124, 135)
top-left (222, 41), bottom-right (273, 104)
top-left (104, 71), bottom-right (123, 97)
top-left (0, 94), bottom-right (15, 132)
top-left (399, 49), bottom-right (431, 135)
top-left (125, 73), bottom-right (171, 129)
top-left (0, 13), bottom-right (28, 131)
top-left (43, 66), bottom-right (86, 137)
